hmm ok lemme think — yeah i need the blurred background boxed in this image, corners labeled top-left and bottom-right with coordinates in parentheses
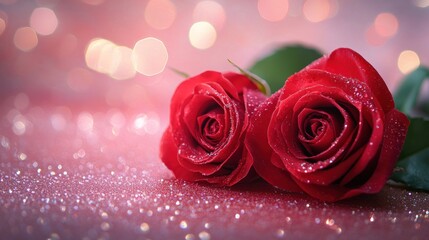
top-left (0, 0), bottom-right (428, 135)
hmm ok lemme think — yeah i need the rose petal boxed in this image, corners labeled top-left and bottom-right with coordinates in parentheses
top-left (224, 72), bottom-right (259, 94)
top-left (160, 128), bottom-right (205, 181)
top-left (204, 146), bottom-right (254, 186)
top-left (339, 118), bottom-right (384, 185)
top-left (270, 86), bottom-right (358, 170)
top-left (306, 48), bottom-right (394, 113)
top-left (346, 109), bottom-right (409, 194)
top-left (177, 83), bottom-right (244, 171)
top-left (246, 91), bottom-right (302, 192)
top-left (292, 109), bottom-right (409, 202)
top-left (291, 146), bottom-right (364, 185)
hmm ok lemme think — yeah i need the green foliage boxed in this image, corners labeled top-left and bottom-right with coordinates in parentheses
top-left (249, 45), bottom-right (323, 93)
top-left (392, 66), bottom-right (429, 191)
top-left (391, 148), bottom-right (429, 191)
top-left (394, 66), bottom-right (429, 115)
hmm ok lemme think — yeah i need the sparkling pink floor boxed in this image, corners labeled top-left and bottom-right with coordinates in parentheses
top-left (1, 96), bottom-right (428, 239)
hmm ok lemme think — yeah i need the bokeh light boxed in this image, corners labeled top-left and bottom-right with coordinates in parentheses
top-left (13, 27), bottom-right (38, 52)
top-left (0, 18), bottom-right (5, 36)
top-left (193, 0), bottom-right (226, 29)
top-left (144, 0), bottom-right (176, 30)
top-left (85, 39), bottom-right (136, 80)
top-left (374, 12), bottom-right (398, 38)
top-left (132, 37), bottom-right (168, 76)
top-left (85, 38), bottom-right (117, 74)
top-left (132, 113), bottom-right (160, 136)
top-left (414, 0), bottom-right (429, 7)
top-left (397, 50), bottom-right (420, 74)
top-left (365, 25), bottom-right (386, 46)
top-left (303, 0), bottom-right (331, 23)
top-left (50, 113), bottom-right (67, 131)
top-left (30, 7), bottom-right (58, 36)
top-left (50, 107), bottom-right (72, 132)
top-left (258, 0), bottom-right (289, 22)
top-left (77, 112), bottom-right (94, 132)
top-left (12, 114), bottom-right (29, 136)
top-left (110, 46), bottom-right (136, 80)
top-left (80, 0), bottom-right (105, 5)
top-left (189, 21), bottom-right (217, 50)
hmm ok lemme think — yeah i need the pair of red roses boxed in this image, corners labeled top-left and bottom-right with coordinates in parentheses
top-left (160, 48), bottom-right (409, 202)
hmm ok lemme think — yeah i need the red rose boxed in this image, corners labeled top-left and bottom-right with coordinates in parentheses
top-left (160, 71), bottom-right (266, 186)
top-left (246, 48), bottom-right (409, 201)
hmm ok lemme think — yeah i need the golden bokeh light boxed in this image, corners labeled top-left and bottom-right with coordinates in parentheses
top-left (14, 27), bottom-right (38, 52)
top-left (144, 0), bottom-right (176, 30)
top-left (30, 7), bottom-right (58, 36)
top-left (0, 18), bottom-right (5, 36)
top-left (132, 37), bottom-right (168, 76)
top-left (193, 0), bottom-right (226, 29)
top-left (189, 21), bottom-right (217, 50)
top-left (258, 0), bottom-right (289, 22)
top-left (397, 50), bottom-right (420, 74)
top-left (85, 38), bottom-right (137, 80)
top-left (110, 46), bottom-right (136, 80)
top-left (85, 38), bottom-right (117, 74)
top-left (374, 12), bottom-right (398, 38)
top-left (303, 0), bottom-right (331, 23)
top-left (97, 42), bottom-right (121, 75)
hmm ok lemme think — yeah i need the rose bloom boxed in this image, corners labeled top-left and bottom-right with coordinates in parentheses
top-left (246, 48), bottom-right (409, 201)
top-left (160, 71), bottom-right (266, 186)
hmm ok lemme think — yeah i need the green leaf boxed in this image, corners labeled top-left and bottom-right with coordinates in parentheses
top-left (391, 148), bottom-right (429, 191)
top-left (399, 117), bottom-right (429, 160)
top-left (248, 45), bottom-right (323, 93)
top-left (391, 117), bottom-right (429, 191)
top-left (393, 66), bottom-right (429, 116)
top-left (228, 59), bottom-right (271, 96)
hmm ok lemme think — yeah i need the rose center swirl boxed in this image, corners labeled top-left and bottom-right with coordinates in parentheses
top-left (197, 108), bottom-right (225, 151)
top-left (298, 107), bottom-right (343, 155)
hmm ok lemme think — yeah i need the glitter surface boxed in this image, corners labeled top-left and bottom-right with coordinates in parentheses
top-left (0, 96), bottom-right (428, 239)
